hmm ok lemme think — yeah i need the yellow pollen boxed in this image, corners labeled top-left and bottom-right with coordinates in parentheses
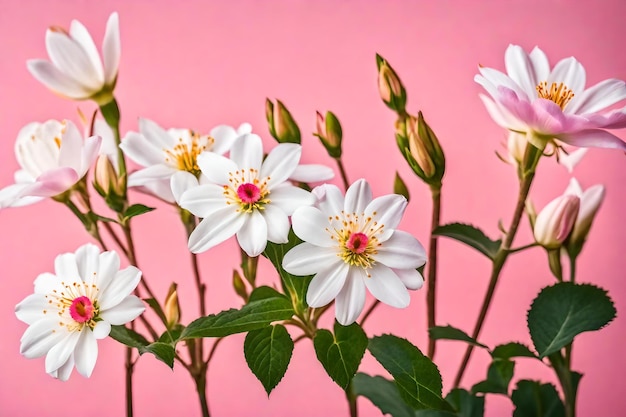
top-left (327, 211), bottom-right (385, 269)
top-left (163, 132), bottom-right (213, 176)
top-left (536, 81), bottom-right (575, 109)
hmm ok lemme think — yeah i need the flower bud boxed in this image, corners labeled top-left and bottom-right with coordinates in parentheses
top-left (404, 112), bottom-right (445, 184)
top-left (265, 99), bottom-right (301, 144)
top-left (94, 154), bottom-right (123, 196)
top-left (376, 54), bottom-right (406, 113)
top-left (507, 131), bottom-right (527, 166)
top-left (315, 111), bottom-right (343, 158)
top-left (564, 178), bottom-right (605, 256)
top-left (164, 283), bottom-right (180, 328)
top-left (533, 194), bottom-right (580, 249)
top-left (232, 270), bottom-right (248, 301)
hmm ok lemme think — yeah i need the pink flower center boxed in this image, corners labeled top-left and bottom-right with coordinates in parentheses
top-left (346, 232), bottom-right (369, 254)
top-left (69, 296), bottom-right (95, 323)
top-left (237, 183), bottom-right (261, 204)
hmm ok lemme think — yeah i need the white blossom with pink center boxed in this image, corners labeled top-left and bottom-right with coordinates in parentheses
top-left (282, 179), bottom-right (426, 325)
top-left (15, 244), bottom-right (145, 381)
top-left (178, 134), bottom-right (315, 257)
top-left (476, 44), bottom-right (626, 152)
top-left (0, 119), bottom-right (101, 208)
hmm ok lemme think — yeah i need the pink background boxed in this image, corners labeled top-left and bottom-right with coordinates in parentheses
top-left (1, 0), bottom-right (625, 416)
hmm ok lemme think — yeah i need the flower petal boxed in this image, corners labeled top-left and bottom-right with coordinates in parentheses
top-left (567, 79), bottom-right (626, 115)
top-left (69, 18), bottom-right (104, 83)
top-left (231, 133), bottom-right (263, 171)
top-left (196, 152), bottom-right (238, 185)
top-left (179, 183), bottom-right (227, 218)
top-left (261, 143), bottom-right (301, 188)
top-left (26, 167), bottom-right (79, 197)
top-left (291, 206), bottom-right (334, 247)
top-left (289, 164), bottom-right (335, 183)
top-left (478, 94), bottom-right (526, 131)
top-left (171, 171), bottom-right (199, 204)
top-left (364, 264), bottom-right (410, 308)
top-left (98, 266), bottom-right (141, 310)
top-left (120, 131), bottom-right (168, 167)
top-left (188, 206), bottom-right (246, 253)
top-left (375, 230), bottom-right (427, 269)
top-left (262, 204), bottom-right (290, 244)
top-left (505, 44), bottom-right (540, 99)
top-left (54, 252), bottom-right (81, 284)
top-left (99, 296), bottom-right (145, 325)
top-left (335, 269), bottom-right (367, 325)
top-left (558, 148), bottom-right (587, 173)
top-left (345, 179), bottom-right (372, 214)
top-left (92, 321), bottom-right (111, 339)
top-left (15, 293), bottom-right (47, 325)
top-left (529, 46), bottom-right (550, 83)
top-left (548, 57), bottom-right (585, 95)
top-left (45, 331), bottom-right (81, 374)
top-left (269, 184), bottom-right (315, 215)
top-left (19, 318), bottom-right (67, 359)
top-left (365, 194), bottom-right (407, 232)
top-left (139, 118), bottom-right (175, 148)
top-left (393, 268), bottom-right (425, 291)
top-left (0, 183), bottom-right (40, 209)
top-left (50, 355), bottom-right (74, 381)
top-left (236, 210), bottom-right (268, 257)
top-left (102, 12), bottom-right (121, 85)
top-left (312, 183), bottom-right (344, 215)
top-left (283, 243), bottom-right (340, 276)
top-left (93, 250), bottom-right (121, 291)
top-left (306, 262), bottom-right (349, 308)
top-left (210, 124), bottom-right (239, 155)
top-left (46, 30), bottom-right (101, 90)
top-left (74, 329), bottom-right (98, 378)
top-left (127, 165), bottom-right (177, 187)
top-left (27, 60), bottom-right (88, 98)
top-left (75, 243), bottom-right (101, 285)
top-left (558, 129), bottom-right (626, 151)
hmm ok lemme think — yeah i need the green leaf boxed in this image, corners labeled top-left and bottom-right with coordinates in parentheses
top-left (139, 342), bottom-right (175, 368)
top-left (314, 322), bottom-right (368, 390)
top-left (109, 325), bottom-right (150, 348)
top-left (511, 380), bottom-right (565, 417)
top-left (158, 325), bottom-right (184, 344)
top-left (144, 297), bottom-right (168, 325)
top-left (248, 286), bottom-right (284, 302)
top-left (491, 342), bottom-right (538, 360)
top-left (353, 373), bottom-right (415, 417)
top-left (244, 324), bottom-right (294, 395)
top-left (181, 295), bottom-right (294, 339)
top-left (432, 223), bottom-right (501, 260)
top-left (445, 389), bottom-right (485, 417)
top-left (429, 326), bottom-right (489, 350)
top-left (368, 334), bottom-right (449, 411)
top-left (123, 204), bottom-right (155, 220)
top-left (263, 230), bottom-right (312, 315)
top-left (414, 411), bottom-right (457, 417)
top-left (471, 360), bottom-right (514, 395)
top-left (527, 282), bottom-right (616, 357)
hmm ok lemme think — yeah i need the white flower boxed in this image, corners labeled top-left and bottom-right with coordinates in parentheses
top-left (0, 120), bottom-right (101, 208)
top-left (179, 133), bottom-right (315, 256)
top-left (120, 118), bottom-right (246, 203)
top-left (27, 12), bottom-right (120, 104)
top-left (15, 244), bottom-right (145, 381)
top-left (476, 44), bottom-right (626, 151)
top-left (558, 148), bottom-right (588, 173)
top-left (564, 178), bottom-right (605, 251)
top-left (282, 179), bottom-right (426, 325)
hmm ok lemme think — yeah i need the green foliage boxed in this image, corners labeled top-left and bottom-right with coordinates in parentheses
top-left (313, 322), bottom-right (368, 390)
top-left (527, 283), bottom-right (616, 357)
top-left (353, 373), bottom-right (415, 417)
top-left (181, 293), bottom-right (294, 339)
top-left (109, 325), bottom-right (175, 368)
top-left (394, 171), bottom-right (411, 201)
top-left (140, 342), bottom-right (175, 368)
top-left (263, 230), bottom-right (312, 315)
top-left (368, 335), bottom-right (450, 411)
top-left (511, 380), bottom-right (565, 417)
top-left (429, 325), bottom-right (489, 350)
top-left (471, 360), bottom-right (515, 395)
top-left (445, 389), bottom-right (485, 417)
top-left (244, 324), bottom-right (294, 395)
top-left (432, 223), bottom-right (501, 260)
top-left (491, 342), bottom-right (538, 360)
top-left (122, 203), bottom-right (155, 221)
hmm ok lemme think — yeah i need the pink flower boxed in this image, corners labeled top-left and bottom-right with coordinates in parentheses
top-left (533, 193), bottom-right (580, 249)
top-left (0, 120), bottom-right (101, 208)
top-left (476, 45), bottom-right (626, 152)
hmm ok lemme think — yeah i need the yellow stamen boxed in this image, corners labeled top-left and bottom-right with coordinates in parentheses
top-left (536, 81), bottom-right (575, 109)
top-left (163, 131), bottom-right (213, 177)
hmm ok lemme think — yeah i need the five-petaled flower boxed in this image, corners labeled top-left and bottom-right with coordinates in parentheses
top-left (476, 44), bottom-right (626, 152)
top-left (0, 120), bottom-right (101, 208)
top-left (27, 12), bottom-right (120, 104)
top-left (282, 179), bottom-right (426, 325)
top-left (15, 244), bottom-right (145, 381)
top-left (121, 118), bottom-right (247, 203)
top-left (178, 133), bottom-right (315, 257)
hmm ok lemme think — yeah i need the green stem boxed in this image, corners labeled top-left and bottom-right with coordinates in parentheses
top-left (193, 370), bottom-right (211, 417)
top-left (453, 170), bottom-right (536, 387)
top-left (549, 352), bottom-right (577, 417)
top-left (125, 346), bottom-right (134, 417)
top-left (427, 184), bottom-right (442, 359)
top-left (335, 157), bottom-right (350, 191)
top-left (346, 380), bottom-right (358, 417)
top-left (99, 98), bottom-right (127, 188)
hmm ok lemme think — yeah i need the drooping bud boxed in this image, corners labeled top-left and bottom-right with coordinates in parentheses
top-left (393, 172), bottom-right (410, 201)
top-left (164, 283), bottom-right (180, 328)
top-left (315, 110), bottom-right (343, 158)
top-left (265, 99), bottom-right (301, 144)
top-left (376, 54), bottom-right (407, 113)
top-left (533, 194), bottom-right (580, 249)
top-left (564, 178), bottom-right (606, 257)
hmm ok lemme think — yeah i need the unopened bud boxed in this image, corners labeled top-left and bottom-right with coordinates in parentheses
top-left (315, 111), bottom-right (343, 158)
top-left (232, 270), bottom-right (248, 301)
top-left (266, 99), bottom-right (301, 144)
top-left (564, 178), bottom-right (606, 257)
top-left (507, 131), bottom-right (527, 166)
top-left (534, 194), bottom-right (580, 249)
top-left (164, 283), bottom-right (180, 328)
top-left (94, 154), bottom-right (121, 195)
top-left (376, 54), bottom-right (406, 113)
top-left (404, 112), bottom-right (445, 184)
